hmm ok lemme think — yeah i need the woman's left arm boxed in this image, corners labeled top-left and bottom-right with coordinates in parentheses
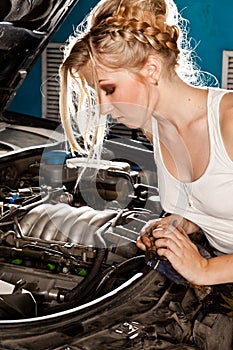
top-left (220, 91), bottom-right (233, 160)
top-left (153, 226), bottom-right (233, 286)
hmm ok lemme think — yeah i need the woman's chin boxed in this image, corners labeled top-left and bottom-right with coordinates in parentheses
top-left (120, 121), bottom-right (138, 129)
top-left (115, 117), bottom-right (140, 129)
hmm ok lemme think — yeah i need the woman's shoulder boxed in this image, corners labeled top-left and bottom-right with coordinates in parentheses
top-left (219, 90), bottom-right (233, 160)
top-left (220, 90), bottom-right (233, 122)
top-left (221, 89), bottom-right (233, 106)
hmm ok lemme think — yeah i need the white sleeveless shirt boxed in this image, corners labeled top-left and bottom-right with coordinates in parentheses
top-left (152, 88), bottom-right (233, 254)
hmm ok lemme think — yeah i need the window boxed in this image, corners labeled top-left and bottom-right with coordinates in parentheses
top-left (222, 50), bottom-right (233, 89)
top-left (41, 42), bottom-right (63, 120)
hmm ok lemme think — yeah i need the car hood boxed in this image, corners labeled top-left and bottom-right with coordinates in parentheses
top-left (0, 0), bottom-right (79, 115)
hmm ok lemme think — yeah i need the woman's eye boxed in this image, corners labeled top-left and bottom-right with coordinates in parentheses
top-left (101, 85), bottom-right (115, 96)
top-left (106, 86), bottom-right (115, 95)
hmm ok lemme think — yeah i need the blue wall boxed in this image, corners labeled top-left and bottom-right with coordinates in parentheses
top-left (176, 0), bottom-right (233, 84)
top-left (8, 0), bottom-right (233, 117)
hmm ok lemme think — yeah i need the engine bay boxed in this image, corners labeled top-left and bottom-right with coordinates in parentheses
top-left (0, 142), bottom-right (233, 349)
top-left (0, 142), bottom-right (160, 318)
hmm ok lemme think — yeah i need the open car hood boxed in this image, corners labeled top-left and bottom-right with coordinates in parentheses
top-left (0, 0), bottom-right (79, 114)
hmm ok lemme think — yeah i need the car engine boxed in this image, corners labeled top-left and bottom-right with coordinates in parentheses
top-left (0, 142), bottom-right (232, 349)
top-left (0, 143), bottom-right (160, 315)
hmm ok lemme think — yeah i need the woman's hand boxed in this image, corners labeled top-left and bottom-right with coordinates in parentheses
top-left (151, 225), bottom-right (208, 285)
top-left (136, 214), bottom-right (199, 251)
top-left (136, 215), bottom-right (207, 285)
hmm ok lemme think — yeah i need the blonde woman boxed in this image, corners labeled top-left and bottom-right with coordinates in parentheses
top-left (59, 0), bottom-right (233, 298)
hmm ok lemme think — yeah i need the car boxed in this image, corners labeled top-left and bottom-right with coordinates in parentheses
top-left (0, 1), bottom-right (233, 349)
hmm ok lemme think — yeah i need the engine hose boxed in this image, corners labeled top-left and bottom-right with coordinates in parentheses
top-left (63, 221), bottom-right (111, 303)
top-left (92, 255), bottom-right (146, 298)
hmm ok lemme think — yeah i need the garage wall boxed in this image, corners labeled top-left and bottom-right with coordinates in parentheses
top-left (176, 0), bottom-right (233, 85)
top-left (8, 0), bottom-right (233, 118)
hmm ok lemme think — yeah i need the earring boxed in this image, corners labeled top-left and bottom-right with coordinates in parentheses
top-left (153, 79), bottom-right (158, 86)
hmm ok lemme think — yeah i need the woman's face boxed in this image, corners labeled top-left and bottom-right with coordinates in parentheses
top-left (83, 65), bottom-right (155, 131)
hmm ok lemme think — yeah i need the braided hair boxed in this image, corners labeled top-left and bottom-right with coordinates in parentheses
top-left (90, 0), bottom-right (180, 70)
top-left (59, 0), bottom-right (198, 156)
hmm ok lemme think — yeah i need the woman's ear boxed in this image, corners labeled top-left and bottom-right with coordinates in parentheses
top-left (141, 55), bottom-right (161, 85)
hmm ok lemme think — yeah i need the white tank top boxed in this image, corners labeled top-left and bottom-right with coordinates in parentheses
top-left (152, 87), bottom-right (233, 254)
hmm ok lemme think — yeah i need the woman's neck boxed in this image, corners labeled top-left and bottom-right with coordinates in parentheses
top-left (153, 77), bottom-right (208, 131)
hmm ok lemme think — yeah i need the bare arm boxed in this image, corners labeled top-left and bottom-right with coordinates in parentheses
top-left (137, 215), bottom-right (233, 286)
top-left (220, 91), bottom-right (233, 160)
top-left (152, 225), bottom-right (233, 286)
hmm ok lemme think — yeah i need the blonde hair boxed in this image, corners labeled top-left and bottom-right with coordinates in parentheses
top-left (59, 0), bottom-right (199, 157)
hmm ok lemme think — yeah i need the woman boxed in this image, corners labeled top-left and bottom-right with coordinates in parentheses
top-left (59, 0), bottom-right (233, 289)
